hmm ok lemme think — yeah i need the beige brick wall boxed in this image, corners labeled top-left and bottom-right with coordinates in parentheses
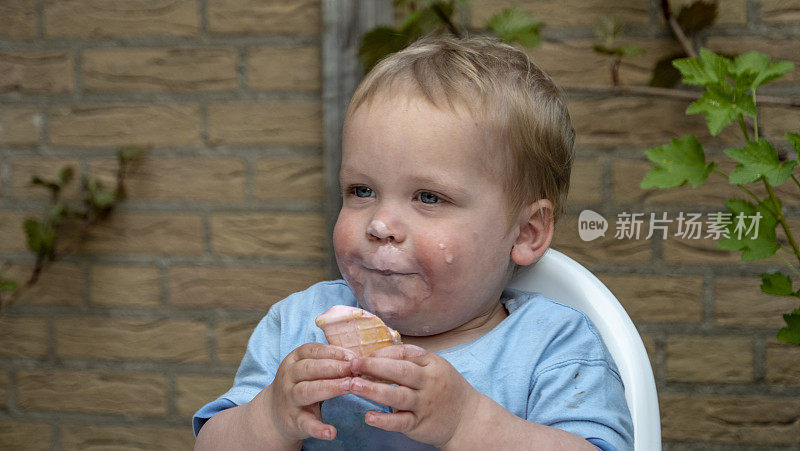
top-left (0, 1), bottom-right (798, 449)
top-left (0, 1), bottom-right (325, 449)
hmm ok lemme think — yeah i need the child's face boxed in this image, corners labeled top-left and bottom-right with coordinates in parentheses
top-left (334, 92), bottom-right (522, 337)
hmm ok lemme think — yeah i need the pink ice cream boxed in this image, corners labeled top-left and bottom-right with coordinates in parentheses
top-left (315, 305), bottom-right (402, 357)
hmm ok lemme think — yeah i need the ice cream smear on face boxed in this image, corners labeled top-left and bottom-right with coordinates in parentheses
top-left (438, 243), bottom-right (455, 264)
top-left (315, 305), bottom-right (402, 357)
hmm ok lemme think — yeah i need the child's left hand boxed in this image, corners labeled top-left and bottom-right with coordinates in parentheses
top-left (348, 344), bottom-right (483, 448)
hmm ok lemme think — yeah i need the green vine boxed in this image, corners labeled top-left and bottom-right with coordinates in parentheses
top-left (0, 146), bottom-right (147, 313)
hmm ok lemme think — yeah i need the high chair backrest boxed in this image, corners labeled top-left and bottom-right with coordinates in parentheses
top-left (507, 248), bottom-right (661, 451)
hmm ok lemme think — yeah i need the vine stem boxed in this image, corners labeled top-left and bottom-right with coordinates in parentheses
top-left (738, 115), bottom-right (751, 141)
top-left (713, 168), bottom-right (762, 206)
top-left (764, 179), bottom-right (800, 267)
top-left (792, 174), bottom-right (800, 191)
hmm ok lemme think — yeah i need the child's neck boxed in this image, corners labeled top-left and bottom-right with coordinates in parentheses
top-left (402, 301), bottom-right (509, 352)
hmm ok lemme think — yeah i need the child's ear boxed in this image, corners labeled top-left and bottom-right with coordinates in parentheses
top-left (510, 199), bottom-right (554, 266)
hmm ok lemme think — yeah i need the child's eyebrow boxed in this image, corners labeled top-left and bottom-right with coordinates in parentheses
top-left (408, 175), bottom-right (469, 197)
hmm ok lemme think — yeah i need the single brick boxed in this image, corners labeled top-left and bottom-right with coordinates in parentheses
top-left (255, 157), bottom-right (324, 201)
top-left (16, 369), bottom-right (167, 416)
top-left (0, 106), bottom-right (42, 146)
top-left (61, 424), bottom-right (195, 450)
top-left (89, 157), bottom-right (246, 200)
top-left (175, 375), bottom-right (232, 416)
top-left (567, 159), bottom-right (601, 205)
top-left (44, 0), bottom-right (199, 37)
top-left (552, 214), bottom-right (652, 264)
top-left (0, 317), bottom-right (48, 359)
top-left (0, 422), bottom-right (52, 451)
top-left (0, 51), bottom-right (73, 93)
top-left (210, 213), bottom-right (326, 258)
top-left (80, 213), bottom-right (204, 255)
top-left (660, 393), bottom-right (800, 445)
top-left (90, 265), bottom-right (161, 308)
top-left (600, 274), bottom-right (703, 323)
top-left (470, 0), bottom-right (649, 28)
top-left (0, 0), bottom-right (37, 39)
top-left (3, 263), bottom-right (83, 306)
top-left (246, 45), bottom-right (320, 91)
top-left (760, 0), bottom-right (800, 23)
top-left (10, 158), bottom-right (81, 200)
top-left (765, 339), bottom-right (800, 386)
top-left (216, 320), bottom-right (260, 364)
top-left (170, 265), bottom-right (326, 310)
top-left (207, 102), bottom-right (322, 146)
top-left (49, 104), bottom-right (202, 147)
top-left (83, 47), bottom-right (237, 92)
top-left (567, 96), bottom-right (741, 148)
top-left (208, 0), bottom-right (320, 34)
top-left (55, 317), bottom-right (208, 362)
top-left (715, 276), bottom-right (800, 327)
top-left (666, 335), bottom-right (753, 383)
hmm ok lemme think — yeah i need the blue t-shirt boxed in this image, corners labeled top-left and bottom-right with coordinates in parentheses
top-left (193, 280), bottom-right (633, 450)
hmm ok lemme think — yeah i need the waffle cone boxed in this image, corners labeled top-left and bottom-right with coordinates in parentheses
top-left (315, 305), bottom-right (402, 358)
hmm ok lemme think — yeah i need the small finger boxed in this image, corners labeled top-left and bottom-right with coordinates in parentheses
top-left (350, 377), bottom-right (417, 411)
top-left (364, 410), bottom-right (416, 433)
top-left (291, 377), bottom-right (352, 405)
top-left (296, 343), bottom-right (357, 361)
top-left (296, 410), bottom-right (337, 440)
top-left (292, 358), bottom-right (352, 383)
top-left (371, 344), bottom-right (429, 365)
top-left (351, 357), bottom-right (423, 389)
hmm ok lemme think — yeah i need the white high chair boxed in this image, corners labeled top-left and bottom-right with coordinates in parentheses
top-left (508, 248), bottom-right (661, 451)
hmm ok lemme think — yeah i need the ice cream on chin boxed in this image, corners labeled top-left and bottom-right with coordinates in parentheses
top-left (315, 305), bottom-right (402, 357)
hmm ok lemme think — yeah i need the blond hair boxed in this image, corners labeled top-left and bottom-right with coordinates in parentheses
top-left (345, 34), bottom-right (575, 227)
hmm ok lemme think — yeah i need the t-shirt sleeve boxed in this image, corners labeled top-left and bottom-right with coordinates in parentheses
top-left (192, 307), bottom-right (284, 437)
top-left (526, 358), bottom-right (633, 451)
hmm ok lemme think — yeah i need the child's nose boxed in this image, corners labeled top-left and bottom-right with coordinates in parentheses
top-left (366, 219), bottom-right (405, 243)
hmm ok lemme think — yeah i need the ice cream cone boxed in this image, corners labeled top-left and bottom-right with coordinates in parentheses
top-left (315, 305), bottom-right (402, 358)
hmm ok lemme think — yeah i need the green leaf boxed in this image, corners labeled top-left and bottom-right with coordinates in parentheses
top-left (725, 138), bottom-right (798, 186)
top-left (685, 83), bottom-right (756, 135)
top-left (594, 15), bottom-right (622, 47)
top-left (649, 53), bottom-right (685, 88)
top-left (716, 198), bottom-right (780, 260)
top-left (676, 1), bottom-right (718, 34)
top-left (673, 48), bottom-right (730, 87)
top-left (731, 51), bottom-right (794, 91)
top-left (787, 132), bottom-right (800, 156)
top-left (400, 2), bottom-right (450, 36)
top-left (0, 279), bottom-right (18, 293)
top-left (777, 308), bottom-right (800, 345)
top-left (641, 135), bottom-right (716, 189)
top-left (358, 26), bottom-right (412, 73)
top-left (486, 7), bottom-right (541, 48)
top-left (58, 166), bottom-right (74, 186)
top-left (23, 218), bottom-right (56, 258)
top-left (761, 272), bottom-right (798, 296)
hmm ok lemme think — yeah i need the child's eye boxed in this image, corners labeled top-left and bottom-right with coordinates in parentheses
top-left (353, 186), bottom-right (374, 198)
top-left (417, 191), bottom-right (440, 204)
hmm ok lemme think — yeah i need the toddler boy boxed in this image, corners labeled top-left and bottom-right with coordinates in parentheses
top-left (193, 34), bottom-right (633, 450)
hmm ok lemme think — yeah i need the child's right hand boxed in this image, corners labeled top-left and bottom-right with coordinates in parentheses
top-left (256, 342), bottom-right (356, 446)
